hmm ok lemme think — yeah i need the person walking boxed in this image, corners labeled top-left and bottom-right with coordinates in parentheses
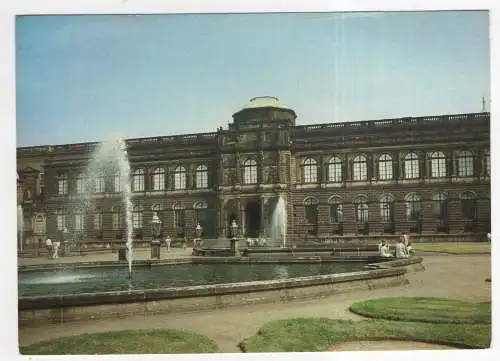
top-left (45, 237), bottom-right (53, 259)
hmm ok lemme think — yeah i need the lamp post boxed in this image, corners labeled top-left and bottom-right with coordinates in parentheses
top-left (194, 222), bottom-right (203, 250)
top-left (230, 219), bottom-right (240, 257)
top-left (151, 212), bottom-right (162, 260)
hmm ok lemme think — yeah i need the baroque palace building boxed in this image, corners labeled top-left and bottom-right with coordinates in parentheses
top-left (17, 96), bottom-right (490, 247)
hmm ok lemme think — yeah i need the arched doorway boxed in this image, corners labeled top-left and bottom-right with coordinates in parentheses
top-left (245, 200), bottom-right (261, 237)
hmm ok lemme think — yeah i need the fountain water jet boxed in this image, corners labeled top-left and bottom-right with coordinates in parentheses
top-left (82, 134), bottom-right (134, 279)
top-left (17, 205), bottom-right (23, 252)
top-left (270, 195), bottom-right (287, 248)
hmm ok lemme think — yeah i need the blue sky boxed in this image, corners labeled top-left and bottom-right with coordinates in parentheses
top-left (16, 11), bottom-right (490, 147)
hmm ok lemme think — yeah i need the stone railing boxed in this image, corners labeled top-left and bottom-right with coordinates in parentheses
top-left (293, 112), bottom-right (489, 135)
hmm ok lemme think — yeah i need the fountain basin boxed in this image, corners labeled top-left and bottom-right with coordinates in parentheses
top-left (18, 257), bottom-right (423, 326)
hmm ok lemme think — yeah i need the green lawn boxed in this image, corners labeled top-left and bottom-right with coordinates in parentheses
top-left (240, 317), bottom-right (491, 352)
top-left (349, 297), bottom-right (491, 324)
top-left (413, 242), bottom-right (490, 254)
top-left (20, 329), bottom-right (220, 355)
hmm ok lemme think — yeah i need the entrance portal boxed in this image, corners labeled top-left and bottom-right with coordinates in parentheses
top-left (245, 201), bottom-right (261, 237)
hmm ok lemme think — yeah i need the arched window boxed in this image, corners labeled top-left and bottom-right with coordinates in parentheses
top-left (432, 193), bottom-right (448, 221)
top-left (95, 170), bottom-right (105, 193)
top-left (404, 152), bottom-right (420, 179)
top-left (132, 205), bottom-right (143, 229)
top-left (152, 167), bottom-right (165, 191)
top-left (196, 165), bottom-right (208, 189)
top-left (484, 150), bottom-right (490, 176)
top-left (94, 207), bottom-right (103, 230)
top-left (243, 159), bottom-right (258, 184)
top-left (379, 194), bottom-right (394, 223)
top-left (173, 202), bottom-right (185, 232)
top-left (133, 169), bottom-right (145, 192)
top-left (430, 152), bottom-right (447, 178)
top-left (75, 172), bottom-right (85, 195)
top-left (194, 201), bottom-right (209, 233)
top-left (352, 155), bottom-right (367, 181)
top-left (57, 172), bottom-right (68, 196)
top-left (74, 208), bottom-right (84, 231)
top-left (303, 158), bottom-right (318, 183)
top-left (328, 196), bottom-right (343, 223)
top-left (174, 166), bottom-right (186, 190)
top-left (354, 196), bottom-right (369, 223)
top-left (56, 208), bottom-right (66, 231)
top-left (114, 171), bottom-right (122, 193)
top-left (456, 150), bottom-right (474, 177)
top-left (405, 193), bottom-right (421, 221)
top-left (460, 191), bottom-right (477, 220)
top-left (378, 154), bottom-right (393, 180)
top-left (304, 197), bottom-right (319, 227)
top-left (328, 156), bottom-right (342, 183)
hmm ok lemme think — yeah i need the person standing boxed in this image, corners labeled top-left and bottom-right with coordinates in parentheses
top-left (45, 237), bottom-right (53, 259)
top-left (52, 240), bottom-right (60, 259)
top-left (165, 235), bottom-right (171, 252)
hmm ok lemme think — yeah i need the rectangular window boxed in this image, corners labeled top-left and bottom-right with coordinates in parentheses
top-left (196, 171), bottom-right (208, 189)
top-left (112, 212), bottom-right (122, 230)
top-left (74, 214), bottom-right (84, 231)
top-left (94, 212), bottom-right (102, 230)
top-left (57, 179), bottom-right (68, 195)
top-left (76, 178), bottom-right (85, 195)
top-left (57, 214), bottom-right (66, 231)
top-left (114, 175), bottom-right (122, 193)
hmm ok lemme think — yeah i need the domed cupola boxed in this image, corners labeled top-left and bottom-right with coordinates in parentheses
top-left (231, 96), bottom-right (297, 128)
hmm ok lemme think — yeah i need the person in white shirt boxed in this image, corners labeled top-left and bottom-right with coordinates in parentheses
top-left (378, 241), bottom-right (384, 253)
top-left (52, 240), bottom-right (60, 259)
top-left (379, 241), bottom-right (393, 257)
top-left (487, 233), bottom-right (491, 243)
top-left (45, 238), bottom-right (53, 259)
top-left (165, 236), bottom-right (171, 252)
top-left (395, 239), bottom-right (409, 258)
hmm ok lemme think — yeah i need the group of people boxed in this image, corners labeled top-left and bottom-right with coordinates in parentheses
top-left (378, 232), bottom-right (414, 259)
top-left (44, 237), bottom-right (61, 259)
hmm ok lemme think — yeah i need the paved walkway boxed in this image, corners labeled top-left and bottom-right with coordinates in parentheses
top-left (18, 254), bottom-right (491, 352)
top-left (18, 247), bottom-right (193, 266)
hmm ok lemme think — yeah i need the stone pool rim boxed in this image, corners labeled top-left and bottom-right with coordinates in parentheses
top-left (18, 257), bottom-right (423, 311)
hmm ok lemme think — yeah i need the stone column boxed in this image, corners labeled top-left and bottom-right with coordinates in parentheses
top-left (239, 200), bottom-right (246, 236)
top-left (217, 197), bottom-right (225, 238)
top-left (260, 195), bottom-right (266, 236)
top-left (259, 151), bottom-right (265, 184)
top-left (217, 154), bottom-right (224, 186)
top-left (277, 151), bottom-right (282, 184)
top-left (235, 152), bottom-right (241, 185)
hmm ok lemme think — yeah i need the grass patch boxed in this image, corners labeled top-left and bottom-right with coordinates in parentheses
top-left (20, 329), bottom-right (220, 355)
top-left (240, 317), bottom-right (491, 352)
top-left (413, 242), bottom-right (490, 254)
top-left (349, 297), bottom-right (491, 324)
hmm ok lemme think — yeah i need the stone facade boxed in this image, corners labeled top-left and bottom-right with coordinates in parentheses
top-left (17, 97), bottom-right (491, 246)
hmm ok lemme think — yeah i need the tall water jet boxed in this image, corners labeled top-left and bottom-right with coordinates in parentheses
top-left (17, 205), bottom-right (23, 252)
top-left (270, 196), bottom-right (287, 248)
top-left (83, 135), bottom-right (134, 279)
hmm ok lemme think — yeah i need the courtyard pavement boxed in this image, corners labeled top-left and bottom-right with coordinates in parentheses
top-left (17, 253), bottom-right (491, 352)
top-left (17, 247), bottom-right (194, 266)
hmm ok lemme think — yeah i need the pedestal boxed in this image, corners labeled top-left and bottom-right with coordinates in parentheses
top-left (151, 240), bottom-right (161, 260)
top-left (230, 238), bottom-right (240, 257)
top-left (118, 247), bottom-right (127, 261)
